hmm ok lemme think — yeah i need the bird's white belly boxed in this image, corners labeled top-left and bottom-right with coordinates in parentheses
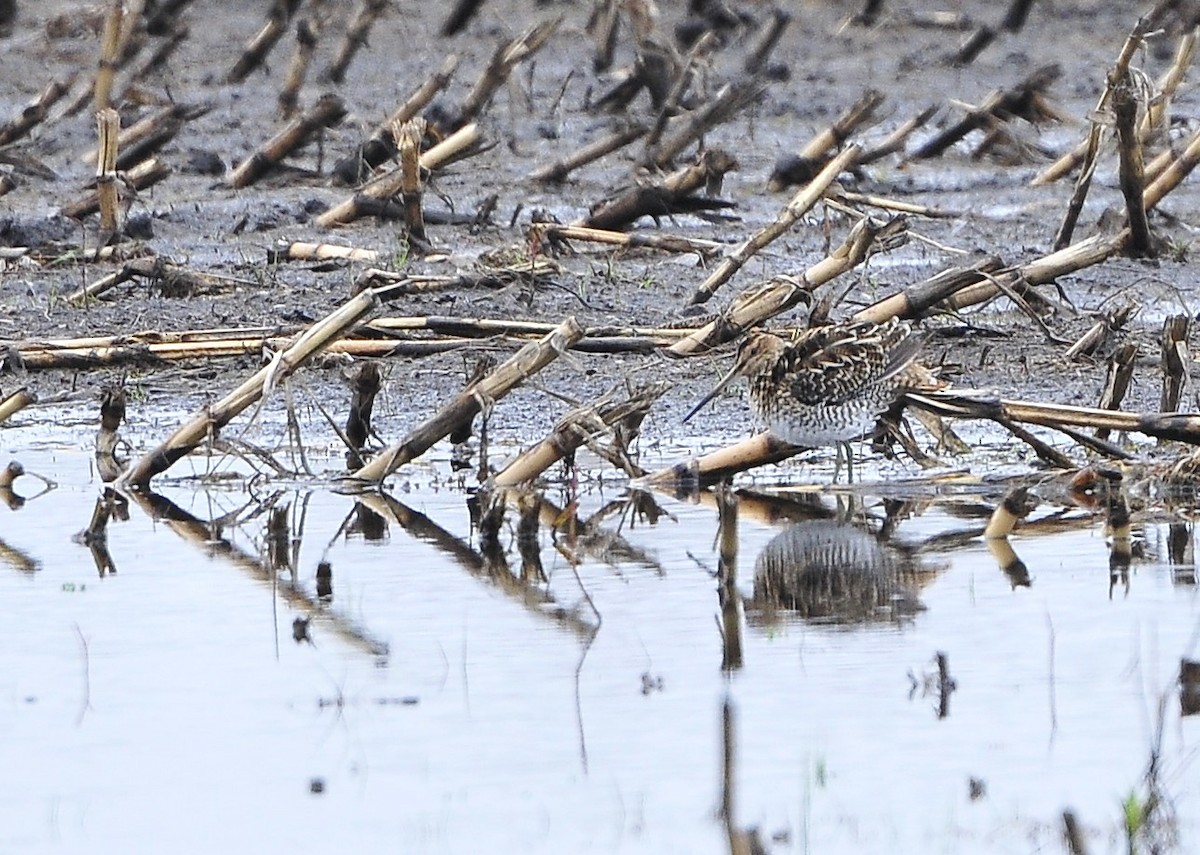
top-left (764, 405), bottom-right (877, 447)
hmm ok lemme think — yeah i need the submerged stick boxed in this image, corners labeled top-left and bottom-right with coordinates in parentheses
top-left (347, 317), bottom-right (586, 483)
top-left (118, 289), bottom-right (381, 488)
top-left (689, 145), bottom-right (861, 305)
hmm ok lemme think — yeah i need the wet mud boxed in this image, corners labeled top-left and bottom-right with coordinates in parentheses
top-left (1, 1), bottom-right (1198, 472)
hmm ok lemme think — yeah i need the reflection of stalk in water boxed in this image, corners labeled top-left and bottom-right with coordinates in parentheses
top-left (535, 491), bottom-right (668, 576)
top-left (126, 488), bottom-right (390, 657)
top-left (0, 535), bottom-right (40, 573)
top-left (718, 696), bottom-right (765, 854)
top-left (715, 483), bottom-right (743, 673)
top-left (356, 491), bottom-right (597, 638)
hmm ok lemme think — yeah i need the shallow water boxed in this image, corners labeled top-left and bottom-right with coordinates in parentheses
top-left (1, 436), bottom-right (1199, 854)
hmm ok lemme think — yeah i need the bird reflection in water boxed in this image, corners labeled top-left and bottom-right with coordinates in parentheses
top-left (749, 518), bottom-right (941, 626)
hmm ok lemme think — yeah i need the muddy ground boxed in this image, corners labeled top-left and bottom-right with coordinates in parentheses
top-left (2, 0), bottom-right (1199, 467)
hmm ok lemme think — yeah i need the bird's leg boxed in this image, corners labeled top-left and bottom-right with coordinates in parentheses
top-left (833, 441), bottom-right (855, 484)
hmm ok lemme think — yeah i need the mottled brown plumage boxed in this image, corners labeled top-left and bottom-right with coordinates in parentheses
top-left (684, 318), bottom-right (931, 447)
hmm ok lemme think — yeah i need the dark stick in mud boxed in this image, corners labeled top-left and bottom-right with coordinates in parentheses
top-left (579, 148), bottom-right (738, 231)
top-left (66, 257), bottom-right (253, 306)
top-left (1063, 304), bottom-right (1136, 361)
top-left (910, 64), bottom-right (1060, 159)
top-left (331, 54), bottom-right (459, 185)
top-left (952, 25), bottom-right (995, 66)
top-left (123, 22), bottom-right (189, 88)
top-left (1095, 342), bottom-right (1137, 442)
top-left (0, 77), bottom-right (73, 146)
top-left (345, 361), bottom-right (381, 469)
top-left (227, 0), bottom-right (302, 84)
top-left (323, 0), bottom-right (388, 83)
top-left (228, 92), bottom-right (346, 189)
top-left (441, 0), bottom-right (485, 36)
top-left (528, 122), bottom-right (646, 183)
top-left (1052, 19), bottom-right (1149, 247)
top-left (743, 6), bottom-right (791, 75)
top-left (688, 145), bottom-right (861, 306)
top-left (642, 80), bottom-right (766, 170)
top-left (671, 215), bottom-right (906, 357)
top-left (586, 0), bottom-right (620, 72)
top-left (61, 157), bottom-right (171, 221)
top-left (642, 31), bottom-right (718, 155)
top-left (118, 289), bottom-right (382, 488)
top-left (1003, 0), bottom-right (1036, 32)
top-left (318, 123), bottom-right (482, 228)
top-left (1112, 73), bottom-right (1153, 257)
top-left (768, 91), bottom-right (881, 191)
top-left (1160, 315), bottom-right (1189, 417)
top-left (347, 317), bottom-right (586, 484)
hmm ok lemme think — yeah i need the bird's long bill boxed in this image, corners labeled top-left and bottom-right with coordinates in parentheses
top-left (681, 361), bottom-right (743, 423)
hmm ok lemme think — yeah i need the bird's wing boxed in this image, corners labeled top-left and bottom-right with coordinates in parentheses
top-left (784, 321), bottom-right (917, 406)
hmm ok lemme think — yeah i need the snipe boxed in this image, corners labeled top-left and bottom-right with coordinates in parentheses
top-left (683, 318), bottom-right (928, 449)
